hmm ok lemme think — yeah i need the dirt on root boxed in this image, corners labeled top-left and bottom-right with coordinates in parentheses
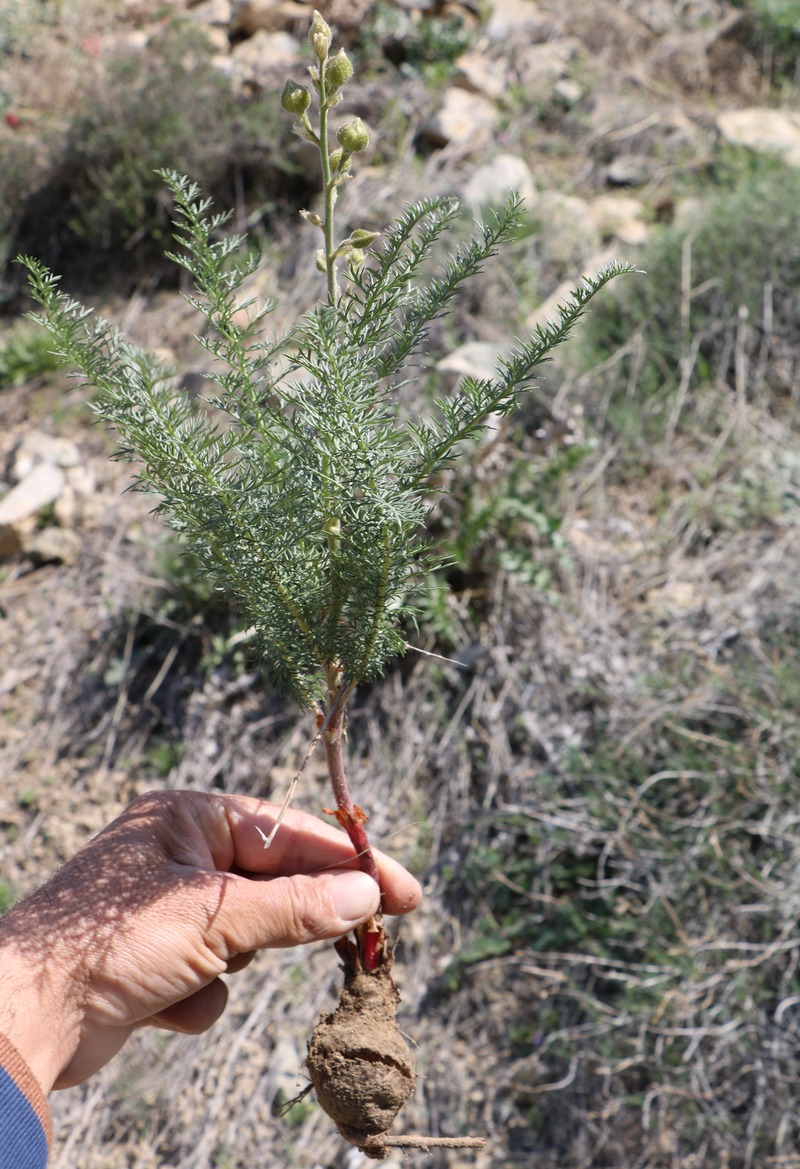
top-left (306, 950), bottom-right (415, 1159)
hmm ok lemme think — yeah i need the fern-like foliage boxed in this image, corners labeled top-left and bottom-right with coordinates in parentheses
top-left (22, 171), bottom-right (632, 706)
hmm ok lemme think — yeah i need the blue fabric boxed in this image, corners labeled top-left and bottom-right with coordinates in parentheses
top-left (0, 1065), bottom-right (48, 1169)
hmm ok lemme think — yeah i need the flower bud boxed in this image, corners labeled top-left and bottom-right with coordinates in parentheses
top-left (280, 79), bottom-right (311, 115)
top-left (324, 48), bottom-right (353, 92)
top-left (348, 249), bottom-right (366, 269)
top-left (310, 10), bottom-right (331, 60)
top-left (329, 147), bottom-right (344, 172)
top-left (349, 229), bottom-right (380, 247)
top-left (336, 118), bottom-right (370, 154)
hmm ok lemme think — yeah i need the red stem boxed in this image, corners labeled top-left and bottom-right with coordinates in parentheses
top-left (322, 681), bottom-right (383, 970)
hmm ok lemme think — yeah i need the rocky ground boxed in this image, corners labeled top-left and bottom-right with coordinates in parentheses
top-left (2, 1), bottom-right (800, 1167)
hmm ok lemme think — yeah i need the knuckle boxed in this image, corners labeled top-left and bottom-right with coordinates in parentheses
top-left (278, 876), bottom-right (328, 944)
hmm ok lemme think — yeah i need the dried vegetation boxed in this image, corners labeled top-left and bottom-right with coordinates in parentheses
top-left (2, 0), bottom-right (800, 1167)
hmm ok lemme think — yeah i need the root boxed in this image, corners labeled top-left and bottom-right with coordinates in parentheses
top-left (305, 942), bottom-right (486, 1159)
top-left (307, 946), bottom-right (415, 1155)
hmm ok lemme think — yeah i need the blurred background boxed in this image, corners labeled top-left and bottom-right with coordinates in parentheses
top-left (2, 1), bottom-right (800, 1166)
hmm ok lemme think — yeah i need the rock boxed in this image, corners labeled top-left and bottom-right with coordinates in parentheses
top-left (231, 29), bottom-right (300, 90)
top-left (201, 26), bottom-right (232, 53)
top-left (0, 463), bottom-right (66, 558)
top-left (461, 153), bottom-right (535, 212)
top-left (23, 526), bottom-right (81, 566)
top-left (436, 340), bottom-right (509, 383)
top-left (554, 77), bottom-right (583, 106)
top-left (605, 153), bottom-right (653, 187)
top-left (452, 52), bottom-right (508, 101)
top-left (486, 0), bottom-right (551, 41)
top-left (53, 465), bottom-right (99, 528)
top-left (189, 0), bottom-right (231, 26)
top-left (588, 195), bottom-right (649, 246)
top-left (634, 0), bottom-right (679, 34)
top-left (230, 0), bottom-right (307, 36)
top-left (0, 524), bottom-right (22, 558)
top-left (0, 463), bottom-right (66, 527)
top-left (530, 190), bottom-right (599, 268)
top-left (716, 108), bottom-right (800, 168)
top-left (11, 431), bottom-right (81, 483)
top-left (514, 39), bottom-right (580, 102)
top-left (418, 87), bottom-right (496, 149)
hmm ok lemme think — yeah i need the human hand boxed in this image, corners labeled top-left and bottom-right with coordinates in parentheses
top-left (0, 790), bottom-right (421, 1092)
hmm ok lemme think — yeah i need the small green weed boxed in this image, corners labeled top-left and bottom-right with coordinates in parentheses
top-left (360, 2), bottom-right (472, 84)
top-left (734, 0), bottom-right (800, 76)
top-left (0, 320), bottom-right (61, 387)
top-left (0, 880), bottom-right (16, 912)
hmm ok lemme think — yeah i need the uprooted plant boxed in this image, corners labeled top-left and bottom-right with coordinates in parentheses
top-left (22, 9), bottom-right (631, 1157)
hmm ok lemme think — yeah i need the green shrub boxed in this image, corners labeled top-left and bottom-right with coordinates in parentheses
top-left (735, 0), bottom-right (800, 67)
top-left (0, 318), bottom-right (62, 387)
top-left (8, 18), bottom-right (299, 290)
top-left (360, 1), bottom-right (473, 83)
top-left (579, 162), bottom-right (800, 427)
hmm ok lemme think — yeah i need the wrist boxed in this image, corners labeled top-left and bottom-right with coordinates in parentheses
top-left (0, 910), bottom-right (85, 1093)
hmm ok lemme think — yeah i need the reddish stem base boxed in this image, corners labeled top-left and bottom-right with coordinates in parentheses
top-left (322, 685), bottom-right (385, 971)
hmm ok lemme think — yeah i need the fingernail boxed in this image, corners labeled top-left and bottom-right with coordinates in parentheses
top-left (331, 871), bottom-right (379, 923)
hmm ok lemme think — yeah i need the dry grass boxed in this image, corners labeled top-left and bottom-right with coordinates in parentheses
top-left (2, 1), bottom-right (800, 1166)
top-left (2, 345), bottom-right (799, 1168)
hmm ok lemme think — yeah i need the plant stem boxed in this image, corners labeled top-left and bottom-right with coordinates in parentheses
top-left (317, 78), bottom-right (338, 305)
top-left (322, 677), bottom-right (383, 970)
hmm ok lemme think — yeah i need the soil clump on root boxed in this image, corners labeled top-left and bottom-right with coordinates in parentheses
top-left (306, 940), bottom-right (415, 1159)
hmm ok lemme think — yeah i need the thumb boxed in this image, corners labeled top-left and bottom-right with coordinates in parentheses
top-left (211, 869), bottom-right (381, 954)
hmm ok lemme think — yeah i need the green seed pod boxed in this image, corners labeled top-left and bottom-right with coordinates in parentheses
top-left (280, 79), bottom-right (311, 116)
top-left (336, 118), bottom-right (370, 154)
top-left (325, 48), bottom-right (353, 92)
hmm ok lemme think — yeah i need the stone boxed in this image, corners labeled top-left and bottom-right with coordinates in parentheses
top-left (461, 153), bottom-right (535, 212)
top-left (716, 108), bottom-right (800, 168)
top-left (0, 463), bottom-right (66, 558)
top-left (231, 29), bottom-right (299, 90)
top-left (605, 153), bottom-right (652, 187)
top-left (436, 340), bottom-right (509, 383)
top-left (452, 52), bottom-right (508, 101)
top-left (201, 26), bottom-right (232, 53)
top-left (230, 0), bottom-right (307, 37)
top-left (530, 190), bottom-right (599, 268)
top-left (633, 0), bottom-right (678, 34)
top-left (11, 431), bottom-right (81, 483)
top-left (486, 0), bottom-right (550, 41)
top-left (23, 526), bottom-right (82, 566)
top-left (419, 88), bottom-right (496, 149)
top-left (588, 195), bottom-right (649, 246)
top-left (554, 77), bottom-right (582, 106)
top-left (53, 465), bottom-right (99, 528)
top-left (514, 39), bottom-right (580, 102)
top-left (188, 0), bottom-right (231, 25)
top-left (0, 525), bottom-right (22, 558)
top-left (0, 463), bottom-right (66, 527)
